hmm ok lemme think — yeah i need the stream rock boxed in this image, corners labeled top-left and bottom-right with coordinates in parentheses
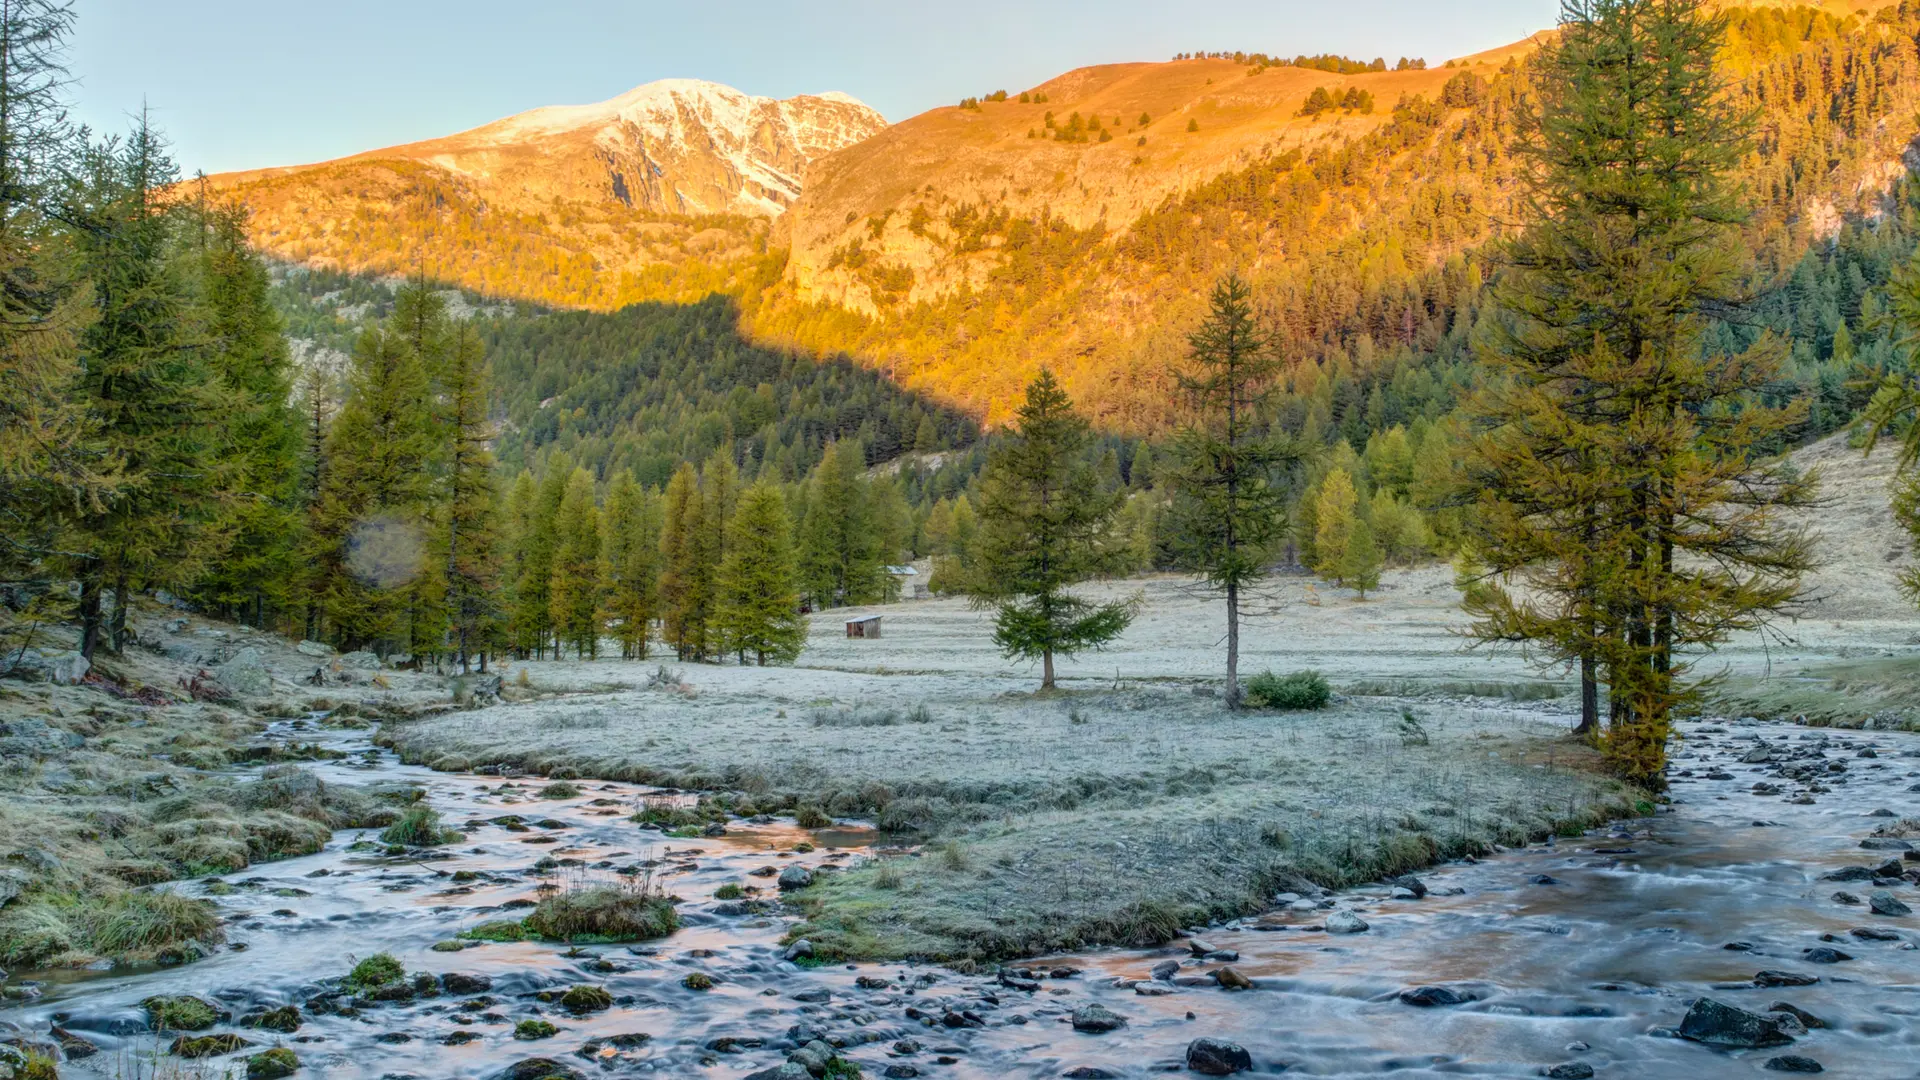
top-left (1678, 997), bottom-right (1796, 1049)
top-left (1150, 959), bottom-right (1180, 981)
top-left (1185, 1037), bottom-right (1253, 1075)
top-left (1070, 1003), bottom-right (1126, 1033)
top-left (1326, 909), bottom-right (1370, 934)
top-left (1764, 1056), bottom-right (1825, 1073)
top-left (1869, 890), bottom-right (1913, 917)
top-left (1543, 1066), bottom-right (1595, 1079)
top-left (1400, 985), bottom-right (1472, 1007)
top-left (777, 866), bottom-right (813, 890)
top-left (488, 1059), bottom-right (585, 1080)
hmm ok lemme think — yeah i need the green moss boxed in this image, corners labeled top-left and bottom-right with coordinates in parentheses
top-left (558, 984), bottom-right (612, 1012)
top-left (713, 883), bottom-right (744, 900)
top-left (681, 972), bottom-right (713, 990)
top-left (143, 995), bottom-right (219, 1032)
top-left (246, 1048), bottom-right (299, 1079)
top-left (513, 1019), bottom-right (558, 1040)
top-left (460, 919), bottom-right (529, 942)
top-left (523, 887), bottom-right (677, 942)
top-left (538, 781), bottom-right (582, 799)
top-left (344, 952), bottom-right (404, 991)
top-left (245, 1005), bottom-right (301, 1033)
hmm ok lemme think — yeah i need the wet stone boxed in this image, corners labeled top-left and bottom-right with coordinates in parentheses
top-left (1870, 890), bottom-right (1913, 917)
top-left (1185, 1037), bottom-right (1253, 1075)
top-left (1542, 1065), bottom-right (1595, 1080)
top-left (1678, 998), bottom-right (1795, 1049)
top-left (1400, 985), bottom-right (1472, 1007)
top-left (1070, 1004), bottom-right (1126, 1033)
top-left (1764, 1056), bottom-right (1825, 1073)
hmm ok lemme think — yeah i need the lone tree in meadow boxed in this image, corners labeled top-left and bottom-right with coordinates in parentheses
top-left (1167, 273), bottom-right (1290, 707)
top-left (1460, 0), bottom-right (1814, 785)
top-left (971, 370), bottom-right (1133, 690)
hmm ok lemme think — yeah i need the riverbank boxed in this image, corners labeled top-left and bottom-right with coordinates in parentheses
top-left (376, 581), bottom-right (1642, 961)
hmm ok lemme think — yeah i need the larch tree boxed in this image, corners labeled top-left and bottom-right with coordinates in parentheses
top-left (58, 119), bottom-right (228, 658)
top-left (1461, 0), bottom-right (1815, 784)
top-left (509, 453), bottom-right (570, 658)
top-left (970, 370), bottom-right (1134, 690)
top-left (1166, 272), bottom-right (1291, 706)
top-left (188, 199), bottom-right (301, 631)
top-left (797, 439), bottom-right (887, 608)
top-left (716, 482), bottom-right (806, 665)
top-left (311, 323), bottom-right (436, 652)
top-left (1312, 467), bottom-right (1359, 584)
top-left (548, 466), bottom-right (603, 659)
top-left (0, 0), bottom-right (102, 574)
top-left (601, 470), bottom-right (661, 659)
top-left (658, 461), bottom-right (708, 660)
top-left (440, 322), bottom-right (499, 670)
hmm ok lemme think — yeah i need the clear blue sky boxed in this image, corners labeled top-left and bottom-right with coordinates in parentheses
top-left (72, 0), bottom-right (1561, 176)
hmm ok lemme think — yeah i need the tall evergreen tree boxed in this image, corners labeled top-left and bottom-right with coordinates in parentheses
top-left (440, 323), bottom-right (499, 670)
top-left (57, 120), bottom-right (227, 658)
top-left (312, 325), bottom-right (436, 651)
top-left (0, 0), bottom-right (100, 569)
top-left (971, 370), bottom-right (1133, 689)
top-left (510, 453), bottom-right (571, 658)
top-left (658, 461), bottom-right (708, 660)
top-left (548, 466), bottom-right (603, 659)
top-left (1167, 273), bottom-right (1291, 706)
top-left (716, 482), bottom-right (806, 665)
top-left (1461, 0), bottom-right (1815, 783)
top-left (602, 470), bottom-right (661, 659)
top-left (188, 200), bottom-right (301, 630)
top-left (797, 439), bottom-right (886, 608)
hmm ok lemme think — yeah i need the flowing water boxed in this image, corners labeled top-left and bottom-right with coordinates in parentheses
top-left (4, 716), bottom-right (1918, 1079)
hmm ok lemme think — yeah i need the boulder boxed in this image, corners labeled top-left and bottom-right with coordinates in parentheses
top-left (48, 650), bottom-right (88, 685)
top-left (1069, 1003), bottom-right (1126, 1033)
top-left (339, 650), bottom-right (381, 670)
top-left (1677, 997), bottom-right (1795, 1049)
top-left (1326, 909), bottom-right (1370, 934)
top-left (216, 648), bottom-right (272, 696)
top-left (1150, 959), bottom-right (1180, 981)
top-left (1763, 1056), bottom-right (1824, 1074)
top-left (1185, 1038), bottom-right (1253, 1075)
top-left (782, 939), bottom-right (813, 961)
top-left (295, 640), bottom-right (332, 657)
top-left (1869, 890), bottom-right (1912, 917)
top-left (777, 866), bottom-right (814, 891)
top-left (1543, 1065), bottom-right (1594, 1080)
top-left (1860, 838), bottom-right (1913, 851)
top-left (1211, 966), bottom-right (1253, 990)
top-left (1753, 970), bottom-right (1818, 987)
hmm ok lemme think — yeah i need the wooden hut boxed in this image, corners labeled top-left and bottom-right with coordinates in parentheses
top-left (845, 615), bottom-right (883, 639)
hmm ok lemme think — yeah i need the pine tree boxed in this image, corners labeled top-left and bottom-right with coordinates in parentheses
top-left (311, 324), bottom-right (436, 652)
top-left (548, 466), bottom-right (603, 659)
top-left (1312, 467), bottom-right (1358, 583)
top-left (658, 461), bottom-right (708, 660)
top-left (187, 199), bottom-right (301, 631)
top-left (797, 439), bottom-right (887, 608)
top-left (716, 482), bottom-right (806, 665)
top-left (510, 453), bottom-right (571, 658)
top-left (57, 119), bottom-right (229, 658)
top-left (1340, 516), bottom-right (1383, 598)
top-left (602, 470), bottom-right (661, 659)
top-left (971, 370), bottom-right (1134, 689)
top-left (1462, 0), bottom-right (1815, 783)
top-left (0, 0), bottom-right (101, 567)
top-left (440, 323), bottom-right (499, 670)
top-left (1166, 273), bottom-right (1291, 706)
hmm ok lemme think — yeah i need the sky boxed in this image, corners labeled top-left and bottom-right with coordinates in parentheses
top-left (72, 0), bottom-right (1562, 176)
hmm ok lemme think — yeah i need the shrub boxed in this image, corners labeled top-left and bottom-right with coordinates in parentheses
top-left (379, 805), bottom-right (457, 847)
top-left (344, 952), bottom-right (404, 990)
top-left (539, 781), bottom-right (582, 799)
top-left (523, 885), bottom-right (678, 942)
top-left (714, 883), bottom-right (744, 900)
top-left (795, 806), bottom-right (832, 829)
top-left (1243, 670), bottom-right (1331, 710)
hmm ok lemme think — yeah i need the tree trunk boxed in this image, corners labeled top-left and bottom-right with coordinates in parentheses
top-left (1042, 648), bottom-right (1055, 690)
top-left (78, 573), bottom-right (102, 661)
top-left (1225, 581), bottom-right (1241, 708)
top-left (1576, 653), bottom-right (1598, 736)
top-left (109, 575), bottom-right (129, 654)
